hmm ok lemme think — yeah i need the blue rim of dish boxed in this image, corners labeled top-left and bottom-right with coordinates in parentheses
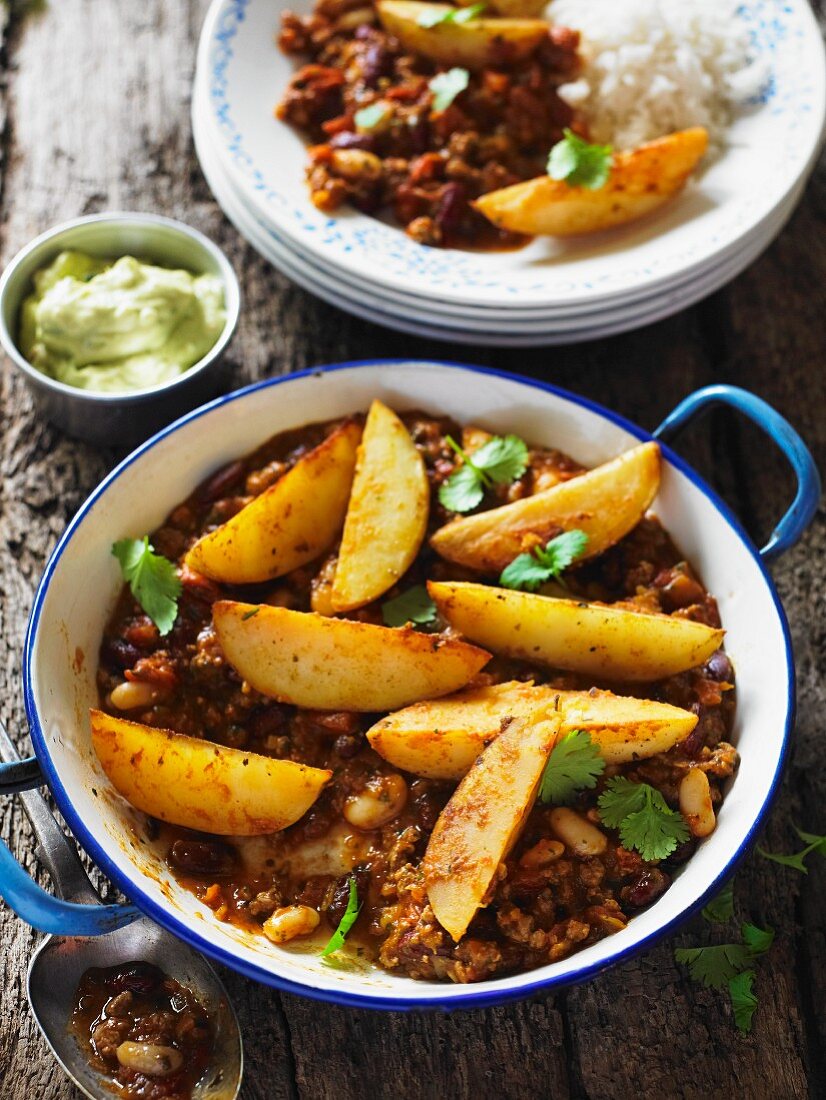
top-left (22, 360), bottom-right (795, 1011)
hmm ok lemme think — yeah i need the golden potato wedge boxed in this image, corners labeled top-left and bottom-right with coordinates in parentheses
top-left (331, 400), bottom-right (429, 612)
top-left (367, 682), bottom-right (698, 778)
top-left (377, 1), bottom-right (549, 71)
top-left (423, 710), bottom-right (560, 940)
top-left (213, 600), bottom-right (491, 712)
top-left (475, 128), bottom-right (709, 236)
top-left (429, 581), bottom-right (724, 681)
top-left (431, 441), bottom-right (660, 573)
top-left (90, 709), bottom-right (331, 835)
top-left (184, 421), bottom-right (361, 584)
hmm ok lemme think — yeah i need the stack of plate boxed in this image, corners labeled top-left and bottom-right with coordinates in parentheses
top-left (193, 0), bottom-right (825, 346)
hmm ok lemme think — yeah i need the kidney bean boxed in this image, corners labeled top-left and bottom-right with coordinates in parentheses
top-left (196, 459), bottom-right (246, 503)
top-left (435, 182), bottom-right (468, 236)
top-left (329, 130), bottom-right (376, 152)
top-left (168, 839), bottom-right (237, 877)
top-left (325, 868), bottom-right (370, 928)
top-left (623, 868), bottom-right (670, 909)
top-left (101, 638), bottom-right (142, 670)
top-left (705, 650), bottom-right (734, 683)
top-left (103, 962), bottom-right (165, 996)
top-left (361, 42), bottom-right (391, 86)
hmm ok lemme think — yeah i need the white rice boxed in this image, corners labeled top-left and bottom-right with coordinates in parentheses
top-left (547, 0), bottom-right (770, 152)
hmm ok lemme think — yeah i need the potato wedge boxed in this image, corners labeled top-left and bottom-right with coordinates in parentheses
top-left (458, 0), bottom-right (547, 14)
top-left (213, 601), bottom-right (491, 712)
top-left (184, 421), bottom-right (361, 584)
top-left (429, 581), bottom-right (724, 680)
top-left (431, 441), bottom-right (660, 573)
top-left (377, 1), bottom-right (548, 71)
top-left (90, 709), bottom-right (330, 835)
top-left (423, 710), bottom-right (560, 940)
top-left (367, 682), bottom-right (698, 778)
top-left (475, 128), bottom-right (709, 237)
top-left (331, 400), bottom-right (429, 612)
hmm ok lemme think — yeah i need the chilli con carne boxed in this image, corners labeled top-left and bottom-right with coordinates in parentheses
top-left (97, 412), bottom-right (737, 984)
top-left (275, 0), bottom-right (581, 248)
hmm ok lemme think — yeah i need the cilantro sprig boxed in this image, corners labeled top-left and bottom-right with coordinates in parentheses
top-left (382, 585), bottom-right (437, 629)
top-left (757, 826), bottom-right (826, 872)
top-left (321, 877), bottom-right (362, 958)
top-left (675, 923), bottom-right (774, 989)
top-left (418, 2), bottom-right (485, 27)
top-left (500, 529), bottom-right (588, 592)
top-left (112, 537), bottom-right (181, 636)
top-left (438, 433), bottom-right (528, 513)
top-left (547, 129), bottom-right (613, 190)
top-left (701, 879), bottom-right (735, 924)
top-left (354, 102), bottom-right (391, 132)
top-left (539, 729), bottom-right (605, 805)
top-left (729, 970), bottom-right (759, 1034)
top-left (598, 777), bottom-right (689, 861)
top-left (429, 68), bottom-right (470, 113)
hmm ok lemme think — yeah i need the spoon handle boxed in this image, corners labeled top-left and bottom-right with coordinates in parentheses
top-left (0, 720), bottom-right (98, 905)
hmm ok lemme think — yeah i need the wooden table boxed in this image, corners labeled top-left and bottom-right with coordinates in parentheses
top-left (0, 2), bottom-right (823, 1096)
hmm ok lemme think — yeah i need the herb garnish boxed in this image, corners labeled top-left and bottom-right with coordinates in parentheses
top-left (428, 68), bottom-right (470, 113)
top-left (321, 878), bottom-right (361, 958)
top-left (241, 607), bottom-right (261, 621)
top-left (500, 529), bottom-right (589, 592)
top-left (547, 129), bottom-right (613, 190)
top-left (539, 729), bottom-right (605, 805)
top-left (701, 879), bottom-right (735, 924)
top-left (382, 585), bottom-right (437, 628)
top-left (112, 537), bottom-right (181, 636)
top-left (354, 102), bottom-right (391, 132)
top-left (728, 970), bottom-right (759, 1034)
top-left (418, 3), bottom-right (486, 27)
top-left (438, 433), bottom-right (528, 512)
top-left (598, 777), bottom-right (689, 861)
top-left (675, 923), bottom-right (774, 1013)
top-left (757, 826), bottom-right (826, 872)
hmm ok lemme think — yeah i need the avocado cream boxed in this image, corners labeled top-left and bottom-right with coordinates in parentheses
top-left (19, 251), bottom-right (227, 393)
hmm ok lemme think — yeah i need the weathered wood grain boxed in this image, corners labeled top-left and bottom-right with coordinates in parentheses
top-left (0, 0), bottom-right (824, 1097)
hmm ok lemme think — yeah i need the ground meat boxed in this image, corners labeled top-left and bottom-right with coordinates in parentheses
top-left (99, 412), bottom-right (738, 984)
top-left (275, 2), bottom-right (580, 247)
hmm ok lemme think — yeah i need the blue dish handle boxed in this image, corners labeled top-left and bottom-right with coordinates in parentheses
top-left (653, 384), bottom-right (821, 561)
top-left (0, 839), bottom-right (141, 936)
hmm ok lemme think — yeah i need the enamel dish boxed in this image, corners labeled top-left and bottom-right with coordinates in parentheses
top-left (1, 361), bottom-right (819, 1009)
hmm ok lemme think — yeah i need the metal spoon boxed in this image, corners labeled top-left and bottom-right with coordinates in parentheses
top-left (0, 722), bottom-right (243, 1100)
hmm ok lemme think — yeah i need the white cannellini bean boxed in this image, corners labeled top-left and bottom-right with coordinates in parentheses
top-left (679, 768), bottom-right (716, 838)
top-left (548, 807), bottom-right (608, 856)
top-left (330, 148), bottom-right (383, 180)
top-left (108, 680), bottom-right (160, 710)
top-left (263, 905), bottom-right (320, 945)
top-left (343, 774), bottom-right (408, 831)
top-left (116, 1042), bottom-right (183, 1077)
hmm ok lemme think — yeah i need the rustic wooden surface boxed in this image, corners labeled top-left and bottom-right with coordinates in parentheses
top-left (0, 1), bottom-right (824, 1096)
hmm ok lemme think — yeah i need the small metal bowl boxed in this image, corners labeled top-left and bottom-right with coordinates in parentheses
top-left (0, 213), bottom-right (241, 446)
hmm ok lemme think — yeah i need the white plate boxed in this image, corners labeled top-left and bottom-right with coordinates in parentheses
top-left (193, 80), bottom-right (799, 325)
top-left (194, 102), bottom-right (801, 344)
top-left (197, 0), bottom-right (825, 311)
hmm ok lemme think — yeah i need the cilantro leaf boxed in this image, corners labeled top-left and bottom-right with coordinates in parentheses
top-left (321, 877), bottom-right (361, 958)
top-left (758, 826), bottom-right (826, 873)
top-left (702, 879), bottom-right (735, 924)
top-left (112, 537), bottom-right (181, 636)
top-left (438, 433), bottom-right (528, 513)
top-left (418, 2), bottom-right (485, 26)
top-left (598, 777), bottom-right (689, 861)
top-left (429, 68), bottom-right (470, 113)
top-left (354, 102), bottom-right (391, 132)
top-left (539, 729), bottom-right (605, 805)
top-left (500, 529), bottom-right (589, 591)
top-left (547, 129), bottom-right (613, 190)
top-left (674, 943), bottom-right (753, 988)
top-left (740, 922), bottom-right (774, 956)
top-left (729, 970), bottom-right (758, 1034)
top-left (382, 585), bottom-right (437, 628)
